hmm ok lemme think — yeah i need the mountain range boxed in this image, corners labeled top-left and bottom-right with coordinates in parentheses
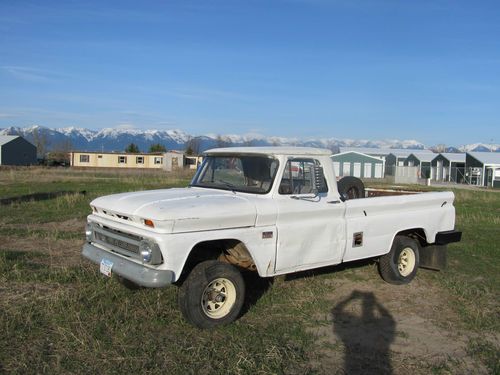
top-left (1, 125), bottom-right (499, 154)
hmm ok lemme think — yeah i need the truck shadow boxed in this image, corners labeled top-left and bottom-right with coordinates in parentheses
top-left (284, 258), bottom-right (375, 282)
top-left (239, 259), bottom-right (376, 319)
top-left (240, 271), bottom-right (274, 315)
top-left (332, 290), bottom-right (395, 374)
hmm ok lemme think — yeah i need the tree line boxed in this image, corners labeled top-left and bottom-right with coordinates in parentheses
top-left (124, 137), bottom-right (202, 156)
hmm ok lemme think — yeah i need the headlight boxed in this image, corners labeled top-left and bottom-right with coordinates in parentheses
top-left (139, 239), bottom-right (163, 265)
top-left (85, 223), bottom-right (93, 242)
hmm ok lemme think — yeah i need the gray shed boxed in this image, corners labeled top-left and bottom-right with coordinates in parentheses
top-left (404, 152), bottom-right (436, 179)
top-left (431, 153), bottom-right (466, 183)
top-left (338, 147), bottom-right (433, 176)
top-left (331, 151), bottom-right (385, 178)
top-left (163, 151), bottom-right (186, 172)
top-left (466, 152), bottom-right (500, 187)
top-left (0, 136), bottom-right (37, 166)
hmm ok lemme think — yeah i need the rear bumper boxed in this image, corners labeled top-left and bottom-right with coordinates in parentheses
top-left (435, 230), bottom-right (462, 245)
top-left (82, 243), bottom-right (174, 288)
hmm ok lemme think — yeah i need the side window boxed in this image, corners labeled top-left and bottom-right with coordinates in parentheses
top-left (279, 159), bottom-right (328, 195)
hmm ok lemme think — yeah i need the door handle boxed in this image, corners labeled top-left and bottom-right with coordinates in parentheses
top-left (327, 200), bottom-right (341, 204)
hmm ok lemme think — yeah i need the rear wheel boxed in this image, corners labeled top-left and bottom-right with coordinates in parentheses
top-left (178, 260), bottom-right (245, 328)
top-left (379, 236), bottom-right (420, 284)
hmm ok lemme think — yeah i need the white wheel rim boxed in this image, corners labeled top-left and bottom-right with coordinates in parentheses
top-left (201, 278), bottom-right (237, 319)
top-left (398, 247), bottom-right (416, 277)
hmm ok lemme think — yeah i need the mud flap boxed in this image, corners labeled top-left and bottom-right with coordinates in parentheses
top-left (419, 245), bottom-right (447, 271)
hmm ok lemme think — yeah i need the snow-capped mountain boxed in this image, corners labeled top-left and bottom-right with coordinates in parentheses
top-left (0, 125), bottom-right (193, 152)
top-left (458, 143), bottom-right (500, 153)
top-left (0, 125), bottom-right (498, 153)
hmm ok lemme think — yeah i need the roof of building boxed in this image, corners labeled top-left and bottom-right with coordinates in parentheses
top-left (331, 151), bottom-right (384, 162)
top-left (387, 150), bottom-right (415, 158)
top-left (408, 152), bottom-right (437, 163)
top-left (338, 147), bottom-right (433, 158)
top-left (70, 151), bottom-right (165, 156)
top-left (0, 135), bottom-right (20, 146)
top-left (467, 152), bottom-right (500, 165)
top-left (438, 153), bottom-right (466, 163)
top-left (204, 146), bottom-right (332, 156)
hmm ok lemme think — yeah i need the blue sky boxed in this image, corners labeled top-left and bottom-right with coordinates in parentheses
top-left (0, 0), bottom-right (499, 145)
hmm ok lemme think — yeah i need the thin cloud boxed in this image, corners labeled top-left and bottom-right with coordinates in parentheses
top-left (126, 83), bottom-right (257, 102)
top-left (114, 123), bottom-right (136, 130)
top-left (0, 66), bottom-right (66, 82)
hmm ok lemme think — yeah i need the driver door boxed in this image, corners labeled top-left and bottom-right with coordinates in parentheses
top-left (274, 158), bottom-right (346, 272)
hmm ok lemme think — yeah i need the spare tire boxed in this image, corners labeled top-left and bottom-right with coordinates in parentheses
top-left (338, 176), bottom-right (365, 200)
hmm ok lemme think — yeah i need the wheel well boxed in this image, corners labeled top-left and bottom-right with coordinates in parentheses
top-left (179, 239), bottom-right (256, 282)
top-left (395, 228), bottom-right (428, 248)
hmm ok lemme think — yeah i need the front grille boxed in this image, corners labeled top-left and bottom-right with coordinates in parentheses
top-left (92, 225), bottom-right (142, 258)
top-left (101, 209), bottom-right (131, 221)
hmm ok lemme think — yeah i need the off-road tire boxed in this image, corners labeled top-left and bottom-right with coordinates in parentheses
top-left (338, 176), bottom-right (365, 200)
top-left (379, 236), bottom-right (420, 285)
top-left (178, 260), bottom-right (245, 329)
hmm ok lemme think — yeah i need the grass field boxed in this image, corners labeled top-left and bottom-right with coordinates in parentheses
top-left (0, 167), bottom-right (498, 374)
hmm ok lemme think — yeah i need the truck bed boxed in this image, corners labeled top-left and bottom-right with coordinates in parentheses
top-left (365, 187), bottom-right (421, 197)
top-left (341, 191), bottom-right (456, 263)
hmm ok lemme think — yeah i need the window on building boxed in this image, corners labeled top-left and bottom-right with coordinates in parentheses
top-left (136, 156), bottom-right (144, 164)
top-left (98, 155), bottom-right (103, 159)
top-left (80, 155), bottom-right (90, 163)
top-left (118, 156), bottom-right (127, 164)
top-left (154, 157), bottom-right (163, 165)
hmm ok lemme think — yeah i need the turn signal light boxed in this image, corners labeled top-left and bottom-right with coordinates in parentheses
top-left (144, 219), bottom-right (154, 228)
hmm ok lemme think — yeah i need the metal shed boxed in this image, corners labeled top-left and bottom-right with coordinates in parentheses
top-left (405, 152), bottom-right (436, 179)
top-left (331, 151), bottom-right (385, 179)
top-left (466, 152), bottom-right (500, 187)
top-left (338, 147), bottom-right (433, 176)
top-left (0, 135), bottom-right (37, 166)
top-left (431, 153), bottom-right (466, 183)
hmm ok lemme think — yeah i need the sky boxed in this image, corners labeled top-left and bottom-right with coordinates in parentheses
top-left (0, 0), bottom-right (499, 146)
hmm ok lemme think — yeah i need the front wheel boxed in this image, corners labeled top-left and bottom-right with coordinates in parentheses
top-left (379, 236), bottom-right (420, 285)
top-left (178, 260), bottom-right (245, 329)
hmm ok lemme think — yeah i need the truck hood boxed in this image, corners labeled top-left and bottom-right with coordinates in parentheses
top-left (90, 187), bottom-right (257, 233)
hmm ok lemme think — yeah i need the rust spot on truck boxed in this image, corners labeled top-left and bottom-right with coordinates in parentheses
top-left (218, 242), bottom-right (257, 271)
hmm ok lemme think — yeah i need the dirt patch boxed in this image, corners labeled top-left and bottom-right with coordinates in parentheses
top-left (309, 276), bottom-right (489, 374)
top-left (0, 234), bottom-right (84, 267)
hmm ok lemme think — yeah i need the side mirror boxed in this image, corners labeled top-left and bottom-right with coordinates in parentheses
top-left (313, 165), bottom-right (326, 193)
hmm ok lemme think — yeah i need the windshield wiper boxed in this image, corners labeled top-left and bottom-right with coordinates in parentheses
top-left (214, 179), bottom-right (238, 192)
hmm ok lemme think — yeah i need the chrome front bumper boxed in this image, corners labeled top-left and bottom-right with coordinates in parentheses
top-left (82, 243), bottom-right (174, 287)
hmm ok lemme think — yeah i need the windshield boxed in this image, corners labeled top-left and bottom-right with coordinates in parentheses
top-left (190, 155), bottom-right (279, 194)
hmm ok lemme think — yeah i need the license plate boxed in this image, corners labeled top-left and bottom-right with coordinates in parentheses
top-left (100, 258), bottom-right (113, 277)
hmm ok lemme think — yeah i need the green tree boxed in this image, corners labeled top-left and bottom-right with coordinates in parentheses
top-left (149, 143), bottom-right (167, 153)
top-left (125, 143), bottom-right (140, 153)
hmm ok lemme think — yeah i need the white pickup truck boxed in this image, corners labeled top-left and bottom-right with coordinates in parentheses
top-left (82, 147), bottom-right (461, 328)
